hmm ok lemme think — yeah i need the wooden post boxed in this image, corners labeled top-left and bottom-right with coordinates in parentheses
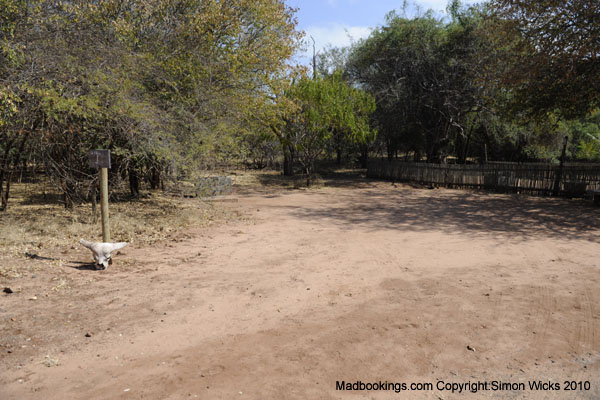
top-left (100, 167), bottom-right (110, 242)
top-left (89, 150), bottom-right (111, 242)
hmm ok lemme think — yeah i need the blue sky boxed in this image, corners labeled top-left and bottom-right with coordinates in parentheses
top-left (287, 0), bottom-right (480, 63)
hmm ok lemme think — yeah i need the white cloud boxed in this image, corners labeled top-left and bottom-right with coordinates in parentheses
top-left (293, 24), bottom-right (372, 66)
top-left (305, 24), bottom-right (373, 51)
top-left (416, 0), bottom-right (452, 11)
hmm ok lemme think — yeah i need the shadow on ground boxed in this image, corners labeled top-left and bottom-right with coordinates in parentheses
top-left (67, 261), bottom-right (99, 271)
top-left (233, 169), bottom-right (376, 196)
top-left (287, 183), bottom-right (600, 242)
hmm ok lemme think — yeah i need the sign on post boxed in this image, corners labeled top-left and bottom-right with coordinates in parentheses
top-left (89, 150), bottom-right (111, 242)
top-left (88, 150), bottom-right (111, 169)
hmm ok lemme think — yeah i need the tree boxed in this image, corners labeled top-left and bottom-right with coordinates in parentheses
top-left (489, 0), bottom-right (600, 118)
top-left (347, 6), bottom-right (488, 163)
top-left (0, 0), bottom-right (301, 209)
top-left (284, 72), bottom-right (375, 185)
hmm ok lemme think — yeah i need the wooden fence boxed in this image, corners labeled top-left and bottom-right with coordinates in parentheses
top-left (367, 160), bottom-right (600, 197)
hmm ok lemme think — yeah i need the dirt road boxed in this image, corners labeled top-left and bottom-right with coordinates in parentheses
top-left (1, 181), bottom-right (599, 399)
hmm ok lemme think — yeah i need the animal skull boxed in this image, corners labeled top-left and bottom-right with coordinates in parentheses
top-left (79, 239), bottom-right (128, 270)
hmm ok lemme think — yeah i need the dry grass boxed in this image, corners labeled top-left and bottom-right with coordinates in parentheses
top-left (0, 179), bottom-right (243, 280)
top-left (0, 168), bottom-right (361, 281)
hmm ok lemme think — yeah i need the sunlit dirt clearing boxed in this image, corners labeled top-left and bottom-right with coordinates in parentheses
top-left (1, 181), bottom-right (599, 399)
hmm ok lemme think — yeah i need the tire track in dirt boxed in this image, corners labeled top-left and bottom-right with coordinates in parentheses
top-left (529, 285), bottom-right (556, 357)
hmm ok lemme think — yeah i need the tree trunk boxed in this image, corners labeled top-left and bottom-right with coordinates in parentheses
top-left (460, 133), bottom-right (472, 164)
top-left (413, 149), bottom-right (421, 162)
top-left (283, 146), bottom-right (294, 176)
top-left (62, 181), bottom-right (73, 209)
top-left (0, 139), bottom-right (13, 211)
top-left (458, 126), bottom-right (473, 164)
top-left (0, 175), bottom-right (10, 211)
top-left (149, 166), bottom-right (161, 190)
top-left (0, 173), bottom-right (6, 212)
top-left (18, 157), bottom-right (27, 183)
top-left (129, 165), bottom-right (140, 198)
top-left (359, 145), bottom-right (368, 169)
top-left (387, 144), bottom-right (394, 161)
top-left (334, 129), bottom-right (343, 165)
top-left (0, 133), bottom-right (29, 211)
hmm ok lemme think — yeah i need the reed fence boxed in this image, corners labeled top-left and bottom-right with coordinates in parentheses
top-left (367, 160), bottom-right (600, 197)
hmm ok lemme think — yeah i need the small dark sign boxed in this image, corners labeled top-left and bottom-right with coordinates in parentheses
top-left (88, 150), bottom-right (111, 169)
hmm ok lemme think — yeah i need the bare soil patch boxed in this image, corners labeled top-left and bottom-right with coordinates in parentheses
top-left (1, 175), bottom-right (599, 399)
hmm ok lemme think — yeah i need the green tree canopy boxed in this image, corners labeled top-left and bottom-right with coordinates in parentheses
top-left (347, 6), bottom-right (488, 163)
top-left (0, 0), bottom-right (301, 208)
top-left (284, 71), bottom-right (375, 184)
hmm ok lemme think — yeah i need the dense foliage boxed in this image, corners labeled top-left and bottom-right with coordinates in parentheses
top-left (490, 0), bottom-right (600, 118)
top-left (0, 0), bottom-right (301, 208)
top-left (344, 0), bottom-right (600, 164)
top-left (284, 71), bottom-right (375, 184)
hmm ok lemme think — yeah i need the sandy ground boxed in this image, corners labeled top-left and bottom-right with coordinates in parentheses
top-left (1, 180), bottom-right (599, 399)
